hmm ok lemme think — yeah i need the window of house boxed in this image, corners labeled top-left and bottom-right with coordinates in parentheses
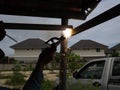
top-left (96, 48), bottom-right (100, 52)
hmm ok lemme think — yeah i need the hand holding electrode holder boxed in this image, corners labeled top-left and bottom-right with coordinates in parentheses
top-left (45, 28), bottom-right (72, 48)
top-left (45, 36), bottom-right (65, 48)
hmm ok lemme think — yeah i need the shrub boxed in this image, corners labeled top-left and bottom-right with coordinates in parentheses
top-left (6, 72), bottom-right (26, 85)
top-left (41, 80), bottom-right (54, 90)
top-left (6, 62), bottom-right (26, 86)
top-left (67, 79), bottom-right (100, 90)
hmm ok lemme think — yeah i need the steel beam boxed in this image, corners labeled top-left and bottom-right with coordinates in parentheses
top-left (72, 4), bottom-right (120, 36)
top-left (3, 23), bottom-right (73, 30)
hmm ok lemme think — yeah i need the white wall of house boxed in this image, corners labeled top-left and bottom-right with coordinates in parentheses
top-left (13, 49), bottom-right (42, 63)
top-left (14, 49), bottom-right (41, 57)
top-left (72, 48), bottom-right (106, 57)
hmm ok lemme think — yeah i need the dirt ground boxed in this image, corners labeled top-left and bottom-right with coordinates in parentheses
top-left (0, 70), bottom-right (59, 87)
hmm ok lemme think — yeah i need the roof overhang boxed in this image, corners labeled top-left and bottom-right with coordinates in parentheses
top-left (0, 0), bottom-right (101, 19)
top-left (0, 1), bottom-right (119, 37)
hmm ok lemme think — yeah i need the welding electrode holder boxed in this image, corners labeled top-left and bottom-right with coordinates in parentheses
top-left (45, 36), bottom-right (65, 48)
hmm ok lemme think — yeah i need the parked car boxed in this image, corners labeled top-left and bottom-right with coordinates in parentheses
top-left (54, 57), bottom-right (120, 90)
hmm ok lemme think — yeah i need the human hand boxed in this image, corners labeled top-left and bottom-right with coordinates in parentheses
top-left (36, 44), bottom-right (57, 71)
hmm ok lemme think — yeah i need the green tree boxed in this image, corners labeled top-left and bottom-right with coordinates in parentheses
top-left (67, 51), bottom-right (80, 62)
top-left (67, 51), bottom-right (82, 73)
top-left (54, 51), bottom-right (82, 73)
top-left (54, 52), bottom-right (61, 63)
top-left (111, 51), bottom-right (119, 57)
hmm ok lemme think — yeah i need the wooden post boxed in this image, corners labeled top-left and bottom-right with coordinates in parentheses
top-left (59, 18), bottom-right (68, 90)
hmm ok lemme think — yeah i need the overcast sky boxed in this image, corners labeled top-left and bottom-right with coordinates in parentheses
top-left (0, 0), bottom-right (120, 56)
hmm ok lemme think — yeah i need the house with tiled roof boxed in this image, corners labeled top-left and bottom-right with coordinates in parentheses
top-left (10, 38), bottom-right (50, 63)
top-left (70, 40), bottom-right (108, 61)
top-left (110, 43), bottom-right (120, 56)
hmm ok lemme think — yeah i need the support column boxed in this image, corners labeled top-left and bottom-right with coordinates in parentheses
top-left (59, 18), bottom-right (68, 90)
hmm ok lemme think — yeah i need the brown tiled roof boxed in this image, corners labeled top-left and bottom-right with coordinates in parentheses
top-left (70, 40), bottom-right (108, 50)
top-left (10, 38), bottom-right (50, 49)
top-left (110, 43), bottom-right (120, 50)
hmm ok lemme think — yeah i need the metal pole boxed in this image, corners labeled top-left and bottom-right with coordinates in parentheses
top-left (59, 18), bottom-right (68, 90)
